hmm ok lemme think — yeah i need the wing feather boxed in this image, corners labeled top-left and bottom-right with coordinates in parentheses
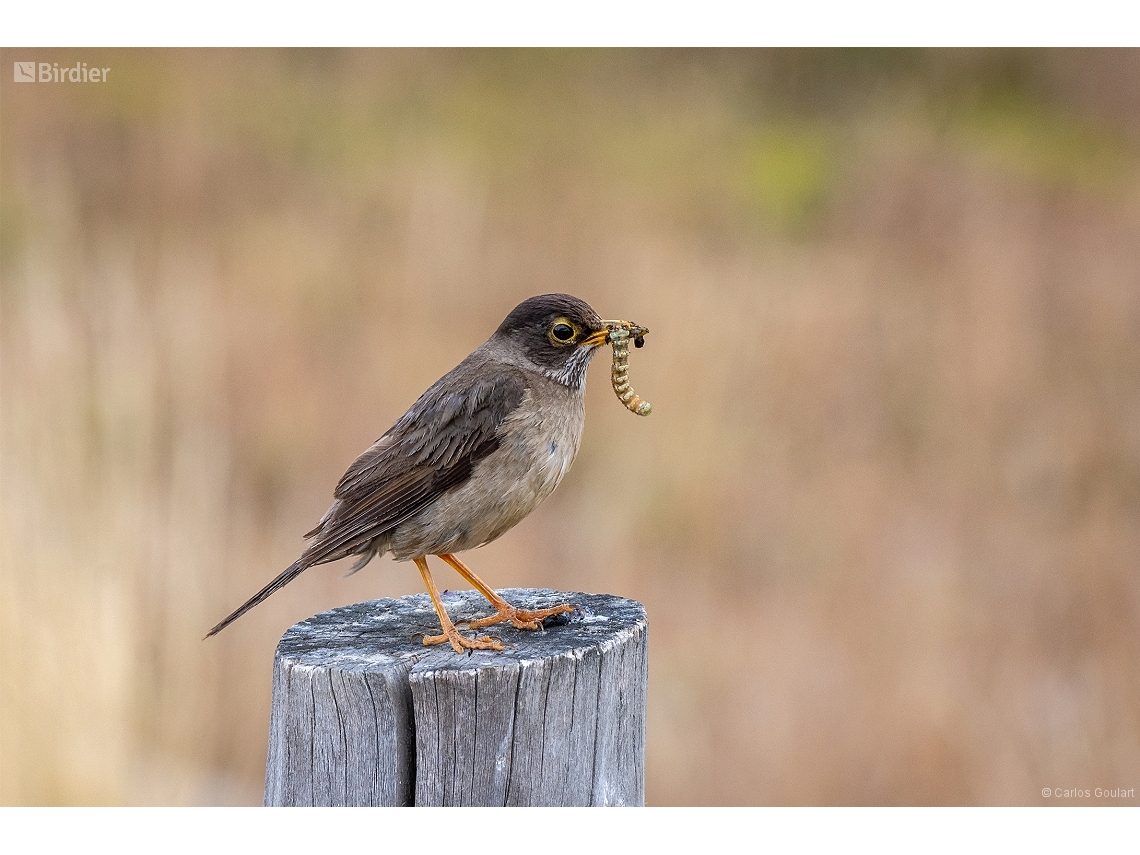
top-left (309, 362), bottom-right (526, 562)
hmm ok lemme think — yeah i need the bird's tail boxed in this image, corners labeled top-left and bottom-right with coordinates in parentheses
top-left (204, 557), bottom-right (310, 638)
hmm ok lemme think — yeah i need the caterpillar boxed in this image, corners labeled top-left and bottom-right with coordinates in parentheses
top-left (607, 323), bottom-right (652, 416)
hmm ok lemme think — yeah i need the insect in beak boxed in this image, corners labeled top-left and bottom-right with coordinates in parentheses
top-left (601, 320), bottom-right (651, 417)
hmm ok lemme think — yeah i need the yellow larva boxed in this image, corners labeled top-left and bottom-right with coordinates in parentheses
top-left (607, 324), bottom-right (651, 416)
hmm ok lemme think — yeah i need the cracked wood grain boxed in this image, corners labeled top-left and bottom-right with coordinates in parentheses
top-left (264, 589), bottom-right (647, 806)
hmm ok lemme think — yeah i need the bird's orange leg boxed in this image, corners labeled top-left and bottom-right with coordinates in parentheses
top-left (438, 553), bottom-right (575, 630)
top-left (414, 557), bottom-right (504, 653)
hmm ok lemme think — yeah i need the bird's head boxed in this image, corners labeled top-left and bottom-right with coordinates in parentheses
top-left (490, 294), bottom-right (610, 389)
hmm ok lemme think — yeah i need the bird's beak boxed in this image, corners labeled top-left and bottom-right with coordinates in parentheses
top-left (584, 320), bottom-right (649, 349)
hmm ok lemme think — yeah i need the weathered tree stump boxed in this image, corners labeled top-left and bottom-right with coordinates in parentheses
top-left (264, 588), bottom-right (647, 806)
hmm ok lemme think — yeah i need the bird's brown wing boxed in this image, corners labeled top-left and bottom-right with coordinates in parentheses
top-left (205, 362), bottom-right (526, 638)
top-left (306, 368), bottom-right (527, 562)
top-left (334, 369), bottom-right (524, 500)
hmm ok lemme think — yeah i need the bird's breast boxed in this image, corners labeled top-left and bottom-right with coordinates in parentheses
top-left (386, 382), bottom-right (586, 559)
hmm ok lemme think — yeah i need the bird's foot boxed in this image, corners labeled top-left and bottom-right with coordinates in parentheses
top-left (466, 602), bottom-right (576, 631)
top-left (422, 625), bottom-right (505, 655)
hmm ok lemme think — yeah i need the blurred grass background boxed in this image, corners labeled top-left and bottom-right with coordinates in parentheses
top-left (2, 48), bottom-right (1138, 805)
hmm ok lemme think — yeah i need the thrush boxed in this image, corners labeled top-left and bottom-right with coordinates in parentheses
top-left (206, 294), bottom-right (648, 653)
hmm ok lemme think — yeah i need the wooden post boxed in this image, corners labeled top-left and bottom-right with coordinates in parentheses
top-left (264, 588), bottom-right (647, 806)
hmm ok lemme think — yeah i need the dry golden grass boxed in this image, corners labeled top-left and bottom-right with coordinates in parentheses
top-left (2, 48), bottom-right (1139, 805)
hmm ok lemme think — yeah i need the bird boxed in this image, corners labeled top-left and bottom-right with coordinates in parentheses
top-left (206, 293), bottom-right (647, 653)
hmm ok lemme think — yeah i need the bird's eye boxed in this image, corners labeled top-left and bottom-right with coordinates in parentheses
top-left (550, 322), bottom-right (576, 343)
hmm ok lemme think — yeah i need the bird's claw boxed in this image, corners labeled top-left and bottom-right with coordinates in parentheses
top-left (466, 602), bottom-right (577, 631)
top-left (422, 627), bottom-right (505, 654)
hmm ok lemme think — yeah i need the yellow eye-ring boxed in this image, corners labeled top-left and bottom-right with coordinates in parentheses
top-left (549, 319), bottom-right (578, 344)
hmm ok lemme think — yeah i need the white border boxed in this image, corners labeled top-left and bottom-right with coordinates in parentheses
top-left (2, 1), bottom-right (1138, 48)
top-left (4, 806), bottom-right (1139, 853)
